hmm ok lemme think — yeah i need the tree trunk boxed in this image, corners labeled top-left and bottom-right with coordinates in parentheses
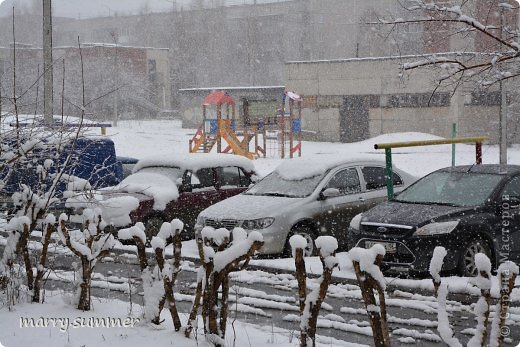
top-left (207, 274), bottom-right (220, 337)
top-left (32, 223), bottom-right (54, 303)
top-left (219, 275), bottom-right (229, 338)
top-left (185, 281), bottom-right (203, 338)
top-left (16, 224), bottom-right (34, 291)
top-left (77, 257), bottom-right (91, 311)
top-left (307, 267), bottom-right (333, 346)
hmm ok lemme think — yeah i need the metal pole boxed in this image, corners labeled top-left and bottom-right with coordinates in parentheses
top-left (500, 80), bottom-right (507, 165)
top-left (289, 99), bottom-right (294, 159)
top-left (451, 122), bottom-right (456, 167)
top-left (298, 99), bottom-right (302, 157)
top-left (499, 6), bottom-right (507, 165)
top-left (385, 148), bottom-right (394, 200)
top-left (476, 142), bottom-right (483, 165)
top-left (43, 0), bottom-right (53, 123)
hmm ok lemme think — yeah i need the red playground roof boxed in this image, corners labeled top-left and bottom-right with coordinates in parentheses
top-left (203, 91), bottom-right (235, 106)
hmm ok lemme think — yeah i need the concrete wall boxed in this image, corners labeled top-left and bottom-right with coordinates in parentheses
top-left (287, 56), bottom-right (517, 144)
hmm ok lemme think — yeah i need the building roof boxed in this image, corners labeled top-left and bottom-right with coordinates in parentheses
top-left (203, 91), bottom-right (235, 106)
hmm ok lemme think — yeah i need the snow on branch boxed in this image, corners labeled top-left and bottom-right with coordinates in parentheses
top-left (489, 261), bottom-right (519, 347)
top-left (349, 244), bottom-right (386, 290)
top-left (57, 210), bottom-right (115, 311)
top-left (380, 1), bottom-right (520, 88)
top-left (428, 246), bottom-right (462, 347)
top-left (185, 227), bottom-right (263, 344)
top-left (348, 245), bottom-right (390, 347)
top-left (467, 253), bottom-right (492, 347)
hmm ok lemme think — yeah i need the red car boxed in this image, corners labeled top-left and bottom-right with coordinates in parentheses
top-left (100, 153), bottom-right (256, 240)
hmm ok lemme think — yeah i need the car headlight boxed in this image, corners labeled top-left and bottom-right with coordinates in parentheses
top-left (241, 217), bottom-right (275, 230)
top-left (349, 213), bottom-right (363, 234)
top-left (413, 220), bottom-right (459, 236)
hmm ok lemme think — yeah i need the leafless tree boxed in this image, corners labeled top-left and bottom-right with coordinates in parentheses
top-left (378, 0), bottom-right (520, 90)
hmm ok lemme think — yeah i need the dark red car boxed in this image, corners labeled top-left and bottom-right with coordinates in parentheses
top-left (100, 153), bottom-right (256, 240)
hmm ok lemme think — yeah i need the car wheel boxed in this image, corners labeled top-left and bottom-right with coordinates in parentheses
top-left (144, 216), bottom-right (165, 242)
top-left (458, 238), bottom-right (491, 277)
top-left (284, 226), bottom-right (316, 257)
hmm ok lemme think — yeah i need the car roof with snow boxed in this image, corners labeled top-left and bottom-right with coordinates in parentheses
top-left (436, 164), bottom-right (520, 175)
top-left (133, 153), bottom-right (255, 173)
top-left (274, 155), bottom-right (400, 180)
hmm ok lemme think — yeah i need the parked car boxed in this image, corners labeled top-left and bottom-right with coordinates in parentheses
top-left (101, 153), bottom-right (256, 240)
top-left (195, 156), bottom-right (416, 256)
top-left (348, 164), bottom-right (520, 277)
top-left (0, 137), bottom-right (123, 211)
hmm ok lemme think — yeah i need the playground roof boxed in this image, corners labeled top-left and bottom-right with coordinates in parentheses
top-left (203, 91), bottom-right (235, 106)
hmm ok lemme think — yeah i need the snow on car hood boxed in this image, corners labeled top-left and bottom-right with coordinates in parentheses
top-left (114, 171), bottom-right (179, 210)
top-left (361, 201), bottom-right (474, 227)
top-left (200, 193), bottom-right (299, 220)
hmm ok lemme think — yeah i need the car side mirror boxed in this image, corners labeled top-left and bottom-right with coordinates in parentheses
top-left (319, 188), bottom-right (341, 200)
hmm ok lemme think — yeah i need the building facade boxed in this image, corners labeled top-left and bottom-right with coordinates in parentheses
top-left (0, 44), bottom-right (170, 120)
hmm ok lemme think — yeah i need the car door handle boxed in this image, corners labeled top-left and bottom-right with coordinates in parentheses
top-left (358, 197), bottom-right (365, 202)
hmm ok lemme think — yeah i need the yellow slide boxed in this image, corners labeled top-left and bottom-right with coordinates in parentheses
top-left (220, 127), bottom-right (255, 160)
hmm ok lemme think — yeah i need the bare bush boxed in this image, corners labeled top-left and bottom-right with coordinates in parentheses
top-left (118, 219), bottom-right (184, 330)
top-left (349, 245), bottom-right (390, 347)
top-left (290, 235), bottom-right (339, 347)
top-left (57, 209), bottom-right (115, 311)
top-left (185, 226), bottom-right (263, 346)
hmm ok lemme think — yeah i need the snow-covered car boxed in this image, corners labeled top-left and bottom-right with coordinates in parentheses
top-left (348, 164), bottom-right (520, 277)
top-left (97, 153), bottom-right (256, 240)
top-left (195, 156), bottom-right (416, 256)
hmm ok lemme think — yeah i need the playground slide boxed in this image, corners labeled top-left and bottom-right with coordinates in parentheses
top-left (220, 127), bottom-right (254, 160)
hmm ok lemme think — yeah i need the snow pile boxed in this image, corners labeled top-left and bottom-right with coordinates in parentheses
top-left (99, 195), bottom-right (140, 227)
top-left (348, 244), bottom-right (386, 290)
top-left (289, 234), bottom-right (308, 257)
top-left (60, 173), bottom-right (92, 192)
top-left (213, 231), bottom-right (263, 272)
top-left (5, 216), bottom-right (31, 232)
top-left (117, 222), bottom-right (147, 245)
top-left (133, 153), bottom-right (254, 175)
top-left (429, 246), bottom-right (447, 283)
top-left (201, 226), bottom-right (230, 246)
top-left (141, 268), bottom-right (164, 321)
top-left (11, 185), bottom-right (54, 222)
top-left (315, 236), bottom-right (338, 258)
top-left (232, 227), bottom-right (248, 243)
top-left (115, 171), bottom-right (179, 210)
top-left (150, 219), bottom-right (184, 250)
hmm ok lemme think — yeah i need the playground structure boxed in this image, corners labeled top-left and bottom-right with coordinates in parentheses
top-left (189, 90), bottom-right (302, 159)
top-left (374, 136), bottom-right (488, 199)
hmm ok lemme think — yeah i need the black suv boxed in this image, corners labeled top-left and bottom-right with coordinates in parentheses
top-left (348, 165), bottom-right (520, 276)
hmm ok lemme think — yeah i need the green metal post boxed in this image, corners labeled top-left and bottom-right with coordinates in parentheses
top-left (385, 148), bottom-right (394, 200)
top-left (451, 123), bottom-right (457, 167)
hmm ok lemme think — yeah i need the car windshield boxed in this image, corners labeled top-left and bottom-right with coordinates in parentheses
top-left (394, 171), bottom-right (503, 207)
top-left (245, 171), bottom-right (324, 198)
top-left (137, 166), bottom-right (182, 182)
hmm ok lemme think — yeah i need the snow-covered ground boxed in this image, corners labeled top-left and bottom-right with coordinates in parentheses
top-left (2, 119), bottom-right (520, 347)
top-left (1, 291), bottom-right (339, 347)
top-left (107, 119), bottom-right (520, 179)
